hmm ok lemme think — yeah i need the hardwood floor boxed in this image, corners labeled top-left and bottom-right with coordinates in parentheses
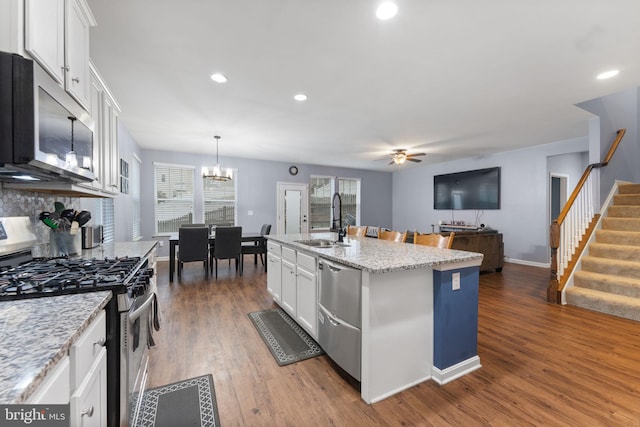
top-left (147, 258), bottom-right (640, 426)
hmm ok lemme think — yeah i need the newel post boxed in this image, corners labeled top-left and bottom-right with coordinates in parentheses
top-left (548, 221), bottom-right (560, 303)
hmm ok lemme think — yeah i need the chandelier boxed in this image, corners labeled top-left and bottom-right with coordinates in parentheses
top-left (202, 135), bottom-right (232, 181)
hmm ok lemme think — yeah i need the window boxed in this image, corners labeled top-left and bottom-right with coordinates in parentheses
top-left (310, 176), bottom-right (333, 230)
top-left (101, 198), bottom-right (114, 244)
top-left (132, 154), bottom-right (141, 240)
top-left (203, 172), bottom-right (237, 226)
top-left (154, 163), bottom-right (195, 233)
top-left (339, 178), bottom-right (361, 226)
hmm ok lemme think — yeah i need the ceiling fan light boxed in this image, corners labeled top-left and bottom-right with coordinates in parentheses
top-left (393, 153), bottom-right (407, 164)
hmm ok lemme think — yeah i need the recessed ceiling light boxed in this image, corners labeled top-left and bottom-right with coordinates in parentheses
top-left (294, 94), bottom-right (308, 101)
top-left (597, 69), bottom-right (619, 80)
top-left (376, 2), bottom-right (398, 20)
top-left (210, 73), bottom-right (228, 83)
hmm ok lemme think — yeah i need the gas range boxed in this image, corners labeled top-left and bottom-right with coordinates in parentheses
top-left (0, 256), bottom-right (152, 301)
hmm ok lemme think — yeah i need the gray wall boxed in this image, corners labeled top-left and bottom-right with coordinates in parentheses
top-left (577, 87), bottom-right (640, 203)
top-left (392, 137), bottom-right (589, 265)
top-left (140, 150), bottom-right (393, 258)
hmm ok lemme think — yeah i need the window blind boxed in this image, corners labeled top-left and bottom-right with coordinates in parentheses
top-left (203, 172), bottom-right (237, 226)
top-left (154, 163), bottom-right (195, 233)
top-left (132, 155), bottom-right (141, 240)
top-left (101, 198), bottom-right (115, 244)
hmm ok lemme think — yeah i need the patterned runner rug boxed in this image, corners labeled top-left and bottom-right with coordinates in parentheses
top-left (248, 307), bottom-right (324, 366)
top-left (135, 374), bottom-right (220, 427)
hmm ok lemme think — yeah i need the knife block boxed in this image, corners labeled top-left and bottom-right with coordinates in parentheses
top-left (50, 230), bottom-right (82, 256)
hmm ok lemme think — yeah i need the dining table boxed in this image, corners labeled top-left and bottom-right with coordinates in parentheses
top-left (168, 231), bottom-right (264, 282)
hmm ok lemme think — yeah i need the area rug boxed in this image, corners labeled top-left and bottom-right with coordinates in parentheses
top-left (135, 374), bottom-right (220, 427)
top-left (248, 307), bottom-right (324, 366)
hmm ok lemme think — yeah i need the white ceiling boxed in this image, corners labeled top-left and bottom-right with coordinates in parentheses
top-left (86, 0), bottom-right (640, 172)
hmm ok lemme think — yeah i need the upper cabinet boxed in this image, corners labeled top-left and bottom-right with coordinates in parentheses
top-left (25, 0), bottom-right (96, 109)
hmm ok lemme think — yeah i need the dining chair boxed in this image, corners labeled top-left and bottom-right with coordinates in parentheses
top-left (378, 229), bottom-right (407, 243)
top-left (181, 223), bottom-right (206, 227)
top-left (346, 225), bottom-right (367, 237)
top-left (212, 226), bottom-right (243, 279)
top-left (414, 232), bottom-right (456, 249)
top-left (241, 224), bottom-right (271, 271)
top-left (177, 226), bottom-right (210, 280)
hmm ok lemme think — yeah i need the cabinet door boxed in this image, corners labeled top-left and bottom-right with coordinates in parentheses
top-left (79, 69), bottom-right (103, 190)
top-left (28, 356), bottom-right (70, 404)
top-left (296, 266), bottom-right (317, 338)
top-left (65, 0), bottom-right (92, 108)
top-left (267, 252), bottom-right (282, 302)
top-left (70, 347), bottom-right (107, 427)
top-left (101, 95), bottom-right (119, 194)
top-left (25, 0), bottom-right (65, 84)
top-left (281, 259), bottom-right (296, 315)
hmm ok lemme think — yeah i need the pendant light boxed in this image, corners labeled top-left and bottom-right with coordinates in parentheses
top-left (202, 135), bottom-right (233, 181)
top-left (65, 116), bottom-right (78, 168)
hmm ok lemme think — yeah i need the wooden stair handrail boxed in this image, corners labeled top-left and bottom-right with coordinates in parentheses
top-left (555, 129), bottom-right (626, 226)
top-left (548, 128), bottom-right (626, 303)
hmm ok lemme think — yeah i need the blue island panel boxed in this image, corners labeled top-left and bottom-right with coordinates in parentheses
top-left (432, 266), bottom-right (479, 369)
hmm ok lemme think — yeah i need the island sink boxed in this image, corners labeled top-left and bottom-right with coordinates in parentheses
top-left (295, 239), bottom-right (350, 248)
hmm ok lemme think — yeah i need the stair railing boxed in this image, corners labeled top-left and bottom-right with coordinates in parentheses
top-left (548, 129), bottom-right (626, 303)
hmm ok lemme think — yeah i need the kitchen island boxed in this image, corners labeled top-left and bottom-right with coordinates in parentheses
top-left (266, 232), bottom-right (483, 404)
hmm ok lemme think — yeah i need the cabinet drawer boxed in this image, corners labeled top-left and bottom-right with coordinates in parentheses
top-left (297, 251), bottom-right (316, 272)
top-left (282, 246), bottom-right (296, 263)
top-left (267, 241), bottom-right (281, 256)
top-left (70, 310), bottom-right (106, 390)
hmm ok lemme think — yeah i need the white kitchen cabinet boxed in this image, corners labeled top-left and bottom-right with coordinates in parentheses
top-left (27, 356), bottom-right (70, 404)
top-left (281, 258), bottom-right (297, 315)
top-left (80, 63), bottom-right (120, 194)
top-left (70, 347), bottom-right (107, 427)
top-left (295, 251), bottom-right (318, 338)
top-left (266, 242), bottom-right (282, 302)
top-left (23, 0), bottom-right (96, 109)
top-left (24, 0), bottom-right (65, 84)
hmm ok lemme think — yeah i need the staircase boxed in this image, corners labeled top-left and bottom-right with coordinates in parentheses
top-left (566, 183), bottom-right (640, 321)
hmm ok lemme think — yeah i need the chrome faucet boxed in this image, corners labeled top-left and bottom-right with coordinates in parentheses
top-left (331, 192), bottom-right (343, 234)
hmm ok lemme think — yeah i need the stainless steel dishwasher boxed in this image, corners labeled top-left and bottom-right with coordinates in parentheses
top-left (318, 258), bottom-right (362, 381)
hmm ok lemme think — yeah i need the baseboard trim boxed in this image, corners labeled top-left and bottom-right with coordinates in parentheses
top-left (503, 258), bottom-right (549, 269)
top-left (432, 356), bottom-right (482, 385)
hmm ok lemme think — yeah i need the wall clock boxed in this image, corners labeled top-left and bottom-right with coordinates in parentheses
top-left (288, 165), bottom-right (299, 176)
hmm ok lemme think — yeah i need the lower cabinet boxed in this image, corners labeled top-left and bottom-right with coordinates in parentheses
top-left (27, 309), bottom-right (107, 423)
top-left (267, 242), bottom-right (318, 339)
top-left (70, 347), bottom-right (107, 426)
top-left (267, 242), bottom-right (282, 302)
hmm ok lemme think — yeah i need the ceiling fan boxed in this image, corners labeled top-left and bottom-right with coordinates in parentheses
top-left (388, 149), bottom-right (426, 165)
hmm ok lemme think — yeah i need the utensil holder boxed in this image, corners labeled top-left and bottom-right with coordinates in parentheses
top-left (50, 230), bottom-right (82, 256)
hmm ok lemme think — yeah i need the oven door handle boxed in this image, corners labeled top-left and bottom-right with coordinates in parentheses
top-left (129, 292), bottom-right (156, 324)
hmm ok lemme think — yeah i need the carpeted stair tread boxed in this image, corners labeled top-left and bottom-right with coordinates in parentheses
top-left (601, 217), bottom-right (640, 232)
top-left (595, 229), bottom-right (640, 246)
top-left (581, 255), bottom-right (640, 277)
top-left (607, 205), bottom-right (640, 218)
top-left (565, 286), bottom-right (640, 322)
top-left (588, 242), bottom-right (640, 261)
top-left (612, 194), bottom-right (640, 206)
top-left (617, 183), bottom-right (640, 195)
top-left (574, 270), bottom-right (640, 297)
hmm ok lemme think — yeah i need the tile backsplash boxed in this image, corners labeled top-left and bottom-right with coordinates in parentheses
top-left (0, 186), bottom-right (80, 257)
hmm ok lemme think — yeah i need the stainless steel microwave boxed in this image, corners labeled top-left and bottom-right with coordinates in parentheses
top-left (0, 51), bottom-right (95, 182)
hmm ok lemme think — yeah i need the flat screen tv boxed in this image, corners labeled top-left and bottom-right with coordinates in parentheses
top-left (434, 167), bottom-right (501, 210)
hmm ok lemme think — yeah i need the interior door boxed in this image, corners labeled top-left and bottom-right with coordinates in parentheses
top-left (277, 183), bottom-right (309, 235)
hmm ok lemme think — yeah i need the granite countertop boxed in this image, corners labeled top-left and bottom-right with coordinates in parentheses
top-left (80, 240), bottom-right (157, 259)
top-left (267, 232), bottom-right (483, 273)
top-left (0, 291), bottom-right (112, 404)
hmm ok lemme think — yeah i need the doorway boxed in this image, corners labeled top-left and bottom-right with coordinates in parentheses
top-left (550, 174), bottom-right (568, 223)
top-left (277, 183), bottom-right (309, 235)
